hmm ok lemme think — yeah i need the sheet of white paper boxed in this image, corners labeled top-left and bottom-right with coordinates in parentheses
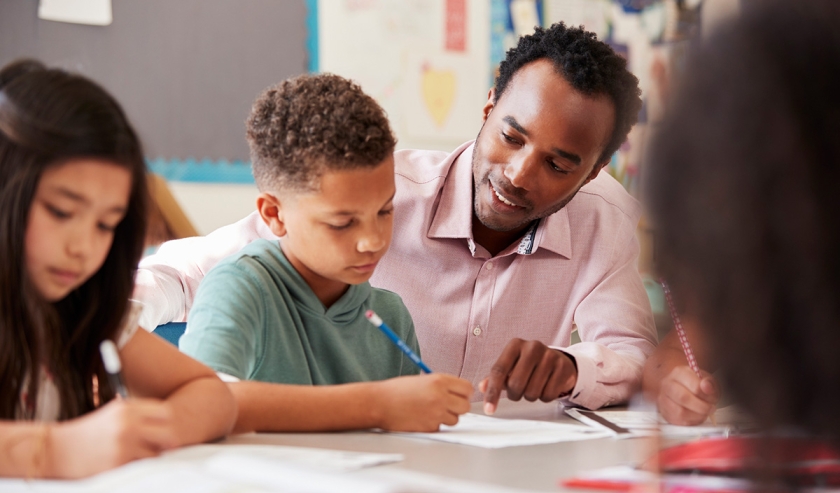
top-left (390, 412), bottom-right (611, 448)
top-left (163, 443), bottom-right (404, 472)
top-left (38, 0), bottom-right (112, 26)
top-left (0, 461), bottom-right (236, 493)
top-left (204, 456), bottom-right (397, 493)
top-left (211, 455), bottom-right (543, 493)
top-left (0, 445), bottom-right (539, 493)
top-left (0, 444), bottom-right (404, 493)
top-left (567, 406), bottom-right (755, 438)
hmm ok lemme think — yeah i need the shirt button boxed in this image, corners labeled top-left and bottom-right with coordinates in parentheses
top-left (473, 326), bottom-right (482, 336)
top-left (485, 262), bottom-right (494, 270)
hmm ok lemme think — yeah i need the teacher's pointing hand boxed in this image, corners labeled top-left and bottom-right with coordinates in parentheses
top-left (479, 338), bottom-right (577, 415)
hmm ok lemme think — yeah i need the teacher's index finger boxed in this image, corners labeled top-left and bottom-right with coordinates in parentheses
top-left (482, 339), bottom-right (523, 415)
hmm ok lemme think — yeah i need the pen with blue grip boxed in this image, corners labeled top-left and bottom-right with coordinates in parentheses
top-left (365, 310), bottom-right (433, 374)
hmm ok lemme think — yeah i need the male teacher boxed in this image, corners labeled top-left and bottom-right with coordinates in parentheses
top-left (135, 23), bottom-right (657, 412)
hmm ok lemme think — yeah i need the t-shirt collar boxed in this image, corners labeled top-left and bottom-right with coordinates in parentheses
top-left (272, 241), bottom-right (372, 323)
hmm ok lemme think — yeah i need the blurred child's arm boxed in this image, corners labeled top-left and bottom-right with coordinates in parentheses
top-left (0, 421), bottom-right (53, 477)
top-left (229, 373), bottom-right (473, 433)
top-left (642, 328), bottom-right (719, 425)
top-left (0, 322), bottom-right (233, 479)
top-left (120, 329), bottom-right (237, 446)
top-left (1, 398), bottom-right (180, 479)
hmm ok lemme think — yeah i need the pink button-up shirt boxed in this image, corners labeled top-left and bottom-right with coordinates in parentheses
top-left (371, 142), bottom-right (656, 408)
top-left (135, 141), bottom-right (656, 409)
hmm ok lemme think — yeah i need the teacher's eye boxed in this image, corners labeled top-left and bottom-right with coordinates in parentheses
top-left (501, 132), bottom-right (520, 145)
top-left (378, 208), bottom-right (393, 217)
top-left (550, 162), bottom-right (571, 175)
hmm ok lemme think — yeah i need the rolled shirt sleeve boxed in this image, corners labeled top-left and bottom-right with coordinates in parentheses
top-left (559, 214), bottom-right (657, 409)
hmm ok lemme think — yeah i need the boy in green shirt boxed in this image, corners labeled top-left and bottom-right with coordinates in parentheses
top-left (180, 74), bottom-right (472, 433)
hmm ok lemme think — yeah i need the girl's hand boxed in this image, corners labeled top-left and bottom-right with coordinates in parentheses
top-left (374, 374), bottom-right (473, 432)
top-left (657, 366), bottom-right (719, 426)
top-left (48, 398), bottom-right (177, 479)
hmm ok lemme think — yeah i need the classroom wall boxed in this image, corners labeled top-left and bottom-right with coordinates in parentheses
top-left (0, 0), bottom-right (308, 160)
top-left (0, 0), bottom-right (307, 235)
top-left (1, 0), bottom-right (732, 236)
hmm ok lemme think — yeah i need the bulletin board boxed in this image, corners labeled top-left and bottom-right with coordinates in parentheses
top-left (0, 0), bottom-right (310, 183)
top-left (315, 0), bottom-right (492, 152)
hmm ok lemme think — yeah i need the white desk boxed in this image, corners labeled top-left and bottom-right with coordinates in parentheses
top-left (0, 399), bottom-right (656, 493)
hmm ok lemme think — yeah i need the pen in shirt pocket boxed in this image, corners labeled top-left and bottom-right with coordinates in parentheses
top-left (99, 339), bottom-right (129, 399)
top-left (365, 310), bottom-right (433, 374)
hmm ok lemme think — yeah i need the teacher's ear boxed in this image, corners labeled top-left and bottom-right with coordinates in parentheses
top-left (481, 88), bottom-right (497, 123)
top-left (583, 160), bottom-right (609, 186)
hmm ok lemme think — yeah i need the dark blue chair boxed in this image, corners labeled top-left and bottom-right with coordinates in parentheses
top-left (152, 322), bottom-right (187, 347)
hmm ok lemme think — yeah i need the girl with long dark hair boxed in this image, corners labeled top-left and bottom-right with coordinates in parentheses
top-left (0, 59), bottom-right (236, 478)
top-left (646, 0), bottom-right (840, 452)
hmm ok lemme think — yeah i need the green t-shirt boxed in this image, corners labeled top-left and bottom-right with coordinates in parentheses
top-left (180, 239), bottom-right (420, 384)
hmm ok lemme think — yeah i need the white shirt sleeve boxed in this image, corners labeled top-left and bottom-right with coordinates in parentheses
top-left (133, 211), bottom-right (278, 331)
top-left (116, 300), bottom-right (144, 348)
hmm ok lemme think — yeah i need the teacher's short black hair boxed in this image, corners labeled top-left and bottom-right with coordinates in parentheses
top-left (495, 23), bottom-right (642, 163)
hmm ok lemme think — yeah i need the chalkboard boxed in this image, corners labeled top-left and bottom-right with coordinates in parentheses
top-left (0, 0), bottom-right (309, 164)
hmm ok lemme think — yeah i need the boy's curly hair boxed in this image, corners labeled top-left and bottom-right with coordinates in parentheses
top-left (246, 73), bottom-right (396, 192)
top-left (495, 23), bottom-right (642, 163)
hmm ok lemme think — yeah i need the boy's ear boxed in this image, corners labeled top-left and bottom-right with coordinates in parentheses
top-left (256, 192), bottom-right (287, 237)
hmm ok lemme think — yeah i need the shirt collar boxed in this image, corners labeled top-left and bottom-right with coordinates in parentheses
top-left (426, 141), bottom-right (572, 259)
top-left (534, 208), bottom-right (572, 259)
top-left (427, 141), bottom-right (475, 240)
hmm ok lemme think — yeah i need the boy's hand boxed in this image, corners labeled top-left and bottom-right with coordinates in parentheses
top-left (375, 374), bottom-right (472, 432)
top-left (657, 366), bottom-right (719, 426)
top-left (480, 338), bottom-right (577, 415)
top-left (49, 398), bottom-right (177, 478)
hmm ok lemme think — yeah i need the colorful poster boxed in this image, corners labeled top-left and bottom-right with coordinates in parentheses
top-left (318, 0), bottom-right (489, 150)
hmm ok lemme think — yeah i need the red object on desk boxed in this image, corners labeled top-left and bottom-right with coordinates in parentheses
top-left (562, 436), bottom-right (840, 491)
top-left (561, 478), bottom-right (636, 492)
top-left (649, 436), bottom-right (840, 481)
